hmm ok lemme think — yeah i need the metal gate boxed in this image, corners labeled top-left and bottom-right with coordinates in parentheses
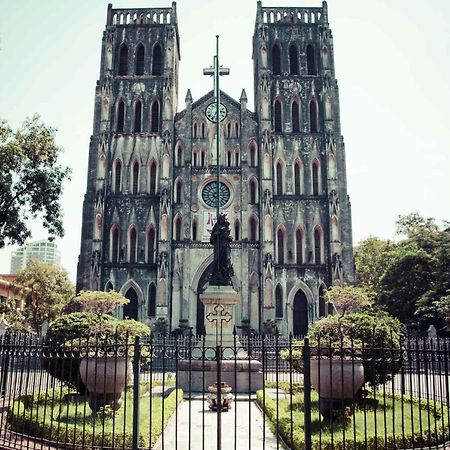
top-left (0, 333), bottom-right (449, 449)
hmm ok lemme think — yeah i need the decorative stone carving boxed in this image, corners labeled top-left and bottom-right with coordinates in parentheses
top-left (262, 129), bottom-right (270, 154)
top-left (263, 189), bottom-right (272, 214)
top-left (332, 252), bottom-right (343, 282)
top-left (264, 253), bottom-right (273, 279)
top-left (164, 74), bottom-right (173, 93)
top-left (289, 80), bottom-right (302, 96)
top-left (162, 130), bottom-right (171, 155)
top-left (259, 25), bottom-right (268, 41)
top-left (159, 251), bottom-right (168, 278)
top-left (330, 189), bottom-right (339, 214)
top-left (260, 73), bottom-right (270, 94)
top-left (160, 188), bottom-right (169, 213)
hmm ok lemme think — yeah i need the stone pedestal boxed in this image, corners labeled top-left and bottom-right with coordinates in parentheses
top-left (201, 285), bottom-right (238, 347)
top-left (177, 284), bottom-right (263, 393)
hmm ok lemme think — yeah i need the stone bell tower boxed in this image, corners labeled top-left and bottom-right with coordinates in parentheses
top-left (252, 1), bottom-right (354, 335)
top-left (77, 3), bottom-right (180, 322)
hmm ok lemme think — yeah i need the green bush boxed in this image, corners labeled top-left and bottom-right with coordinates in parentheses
top-left (257, 389), bottom-right (449, 450)
top-left (285, 307), bottom-right (404, 388)
top-left (43, 312), bottom-right (150, 393)
top-left (8, 386), bottom-right (182, 448)
top-left (43, 312), bottom-right (116, 393)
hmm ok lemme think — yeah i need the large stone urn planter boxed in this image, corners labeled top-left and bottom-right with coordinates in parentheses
top-left (310, 357), bottom-right (364, 418)
top-left (79, 356), bottom-right (132, 414)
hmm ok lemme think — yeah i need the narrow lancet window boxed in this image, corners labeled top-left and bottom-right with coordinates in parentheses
top-left (135, 43), bottom-right (145, 75)
top-left (152, 43), bottom-right (162, 75)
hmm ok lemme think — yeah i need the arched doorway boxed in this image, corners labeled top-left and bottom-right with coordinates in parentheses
top-left (293, 289), bottom-right (308, 336)
top-left (196, 262), bottom-right (214, 336)
top-left (124, 287), bottom-right (139, 320)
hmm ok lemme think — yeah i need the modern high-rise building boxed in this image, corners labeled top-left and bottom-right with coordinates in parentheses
top-left (10, 240), bottom-right (61, 274)
top-left (77, 1), bottom-right (354, 335)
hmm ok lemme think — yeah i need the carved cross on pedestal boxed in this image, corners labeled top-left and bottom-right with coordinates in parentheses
top-left (206, 303), bottom-right (232, 328)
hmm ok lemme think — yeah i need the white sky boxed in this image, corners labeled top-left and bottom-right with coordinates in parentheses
top-left (0, 0), bottom-right (449, 282)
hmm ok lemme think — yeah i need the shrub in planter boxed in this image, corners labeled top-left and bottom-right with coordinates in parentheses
top-left (285, 306), bottom-right (404, 389)
top-left (43, 312), bottom-right (117, 393)
top-left (43, 291), bottom-right (150, 394)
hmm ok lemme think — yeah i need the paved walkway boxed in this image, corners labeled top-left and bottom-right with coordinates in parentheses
top-left (155, 398), bottom-right (283, 449)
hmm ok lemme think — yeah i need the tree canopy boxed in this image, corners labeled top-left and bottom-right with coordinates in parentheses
top-left (355, 213), bottom-right (450, 333)
top-left (13, 260), bottom-right (75, 332)
top-left (0, 115), bottom-right (71, 248)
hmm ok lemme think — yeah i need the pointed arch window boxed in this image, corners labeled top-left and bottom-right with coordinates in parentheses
top-left (292, 100), bottom-right (300, 133)
top-left (307, 43), bottom-right (317, 75)
top-left (275, 285), bottom-right (283, 318)
top-left (312, 160), bottom-right (320, 195)
top-left (118, 43), bottom-right (128, 75)
top-left (192, 220), bottom-right (198, 241)
top-left (116, 100), bottom-right (125, 133)
top-left (201, 150), bottom-right (206, 167)
top-left (201, 122), bottom-right (206, 138)
top-left (135, 43), bottom-right (145, 75)
top-left (249, 216), bottom-right (258, 242)
top-left (274, 100), bottom-right (282, 132)
top-left (147, 227), bottom-right (156, 263)
top-left (152, 43), bottom-right (162, 75)
top-left (309, 99), bottom-right (318, 133)
top-left (174, 216), bottom-right (182, 241)
top-left (148, 283), bottom-right (156, 317)
top-left (193, 123), bottom-right (198, 139)
top-left (134, 100), bottom-right (142, 132)
top-left (314, 226), bottom-right (322, 264)
top-left (276, 161), bottom-right (283, 195)
top-left (111, 226), bottom-right (119, 263)
top-left (226, 122), bottom-right (231, 138)
top-left (176, 145), bottom-right (183, 166)
top-left (272, 44), bottom-right (281, 75)
top-left (235, 122), bottom-right (239, 138)
top-left (129, 226), bottom-right (137, 263)
top-left (250, 178), bottom-right (257, 204)
top-left (294, 161), bottom-right (301, 195)
top-left (296, 228), bottom-right (303, 264)
top-left (150, 100), bottom-right (160, 133)
top-left (289, 44), bottom-right (299, 75)
top-left (249, 142), bottom-right (257, 167)
top-left (227, 150), bottom-right (232, 167)
top-left (105, 281), bottom-right (114, 292)
top-left (149, 161), bottom-right (157, 195)
top-left (277, 227), bottom-right (285, 264)
top-left (114, 159), bottom-right (122, 193)
top-left (234, 220), bottom-right (240, 241)
top-left (175, 179), bottom-right (182, 203)
top-left (132, 160), bottom-right (139, 194)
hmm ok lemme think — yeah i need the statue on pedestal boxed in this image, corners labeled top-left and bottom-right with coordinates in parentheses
top-left (209, 213), bottom-right (234, 286)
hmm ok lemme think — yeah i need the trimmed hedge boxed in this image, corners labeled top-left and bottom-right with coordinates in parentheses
top-left (8, 386), bottom-right (182, 448)
top-left (257, 388), bottom-right (449, 450)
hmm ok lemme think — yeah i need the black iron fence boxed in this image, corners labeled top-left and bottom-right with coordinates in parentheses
top-left (0, 333), bottom-right (449, 449)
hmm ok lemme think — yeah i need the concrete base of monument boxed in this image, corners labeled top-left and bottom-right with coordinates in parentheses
top-left (177, 359), bottom-right (263, 394)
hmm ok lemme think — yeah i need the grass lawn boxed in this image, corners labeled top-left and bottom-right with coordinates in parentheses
top-left (258, 384), bottom-right (450, 450)
top-left (8, 382), bottom-right (182, 448)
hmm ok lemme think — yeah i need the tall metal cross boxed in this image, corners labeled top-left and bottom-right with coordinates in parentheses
top-left (203, 35), bottom-right (230, 219)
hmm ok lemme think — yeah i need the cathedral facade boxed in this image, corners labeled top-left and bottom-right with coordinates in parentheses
top-left (76, 1), bottom-right (354, 336)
